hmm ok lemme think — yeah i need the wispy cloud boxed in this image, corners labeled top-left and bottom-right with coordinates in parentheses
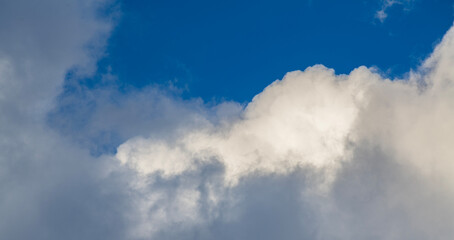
top-left (375, 0), bottom-right (415, 22)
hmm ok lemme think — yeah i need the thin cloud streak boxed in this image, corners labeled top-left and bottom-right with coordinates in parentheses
top-left (375, 0), bottom-right (415, 22)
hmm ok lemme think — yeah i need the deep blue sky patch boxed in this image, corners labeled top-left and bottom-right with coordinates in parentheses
top-left (99, 0), bottom-right (453, 102)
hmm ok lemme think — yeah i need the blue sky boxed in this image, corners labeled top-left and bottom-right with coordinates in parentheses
top-left (98, 0), bottom-right (453, 102)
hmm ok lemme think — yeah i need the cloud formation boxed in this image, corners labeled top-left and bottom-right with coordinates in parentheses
top-left (114, 26), bottom-right (454, 239)
top-left (0, 0), bottom-right (124, 239)
top-left (1, 0), bottom-right (454, 239)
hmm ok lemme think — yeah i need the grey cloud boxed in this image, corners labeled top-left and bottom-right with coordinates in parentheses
top-left (0, 0), bottom-right (113, 117)
top-left (47, 78), bottom-right (243, 155)
top-left (0, 0), bottom-right (130, 239)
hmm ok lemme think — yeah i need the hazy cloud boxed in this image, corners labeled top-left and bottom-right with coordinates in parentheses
top-left (375, 0), bottom-right (415, 22)
top-left (0, 0), bottom-right (124, 239)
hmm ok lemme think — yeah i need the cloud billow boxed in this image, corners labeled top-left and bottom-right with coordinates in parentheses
top-left (1, 0), bottom-right (454, 239)
top-left (115, 26), bottom-right (454, 239)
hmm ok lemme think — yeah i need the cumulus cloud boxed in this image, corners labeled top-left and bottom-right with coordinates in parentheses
top-left (2, 0), bottom-right (454, 239)
top-left (116, 66), bottom-right (364, 185)
top-left (113, 26), bottom-right (454, 239)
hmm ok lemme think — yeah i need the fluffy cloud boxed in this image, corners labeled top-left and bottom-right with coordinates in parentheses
top-left (2, 0), bottom-right (454, 239)
top-left (114, 26), bottom-right (454, 239)
top-left (0, 0), bottom-right (125, 239)
top-left (116, 65), bottom-right (365, 185)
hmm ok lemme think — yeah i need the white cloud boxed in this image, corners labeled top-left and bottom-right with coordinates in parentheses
top-left (114, 25), bottom-right (454, 239)
top-left (116, 65), bottom-right (368, 186)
